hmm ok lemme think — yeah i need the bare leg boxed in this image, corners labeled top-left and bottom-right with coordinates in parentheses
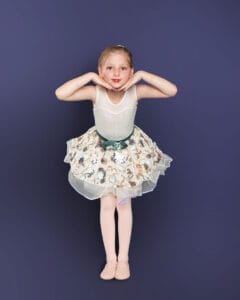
top-left (99, 193), bottom-right (118, 280)
top-left (116, 198), bottom-right (133, 262)
top-left (114, 198), bottom-right (132, 280)
top-left (99, 193), bottom-right (117, 262)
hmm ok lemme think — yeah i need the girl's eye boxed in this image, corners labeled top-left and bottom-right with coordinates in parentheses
top-left (106, 66), bottom-right (127, 70)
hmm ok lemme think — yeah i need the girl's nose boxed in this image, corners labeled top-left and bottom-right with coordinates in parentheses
top-left (113, 69), bottom-right (120, 76)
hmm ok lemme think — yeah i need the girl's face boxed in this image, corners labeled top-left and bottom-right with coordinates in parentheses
top-left (98, 52), bottom-right (134, 91)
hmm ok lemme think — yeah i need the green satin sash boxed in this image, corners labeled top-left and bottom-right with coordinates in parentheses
top-left (96, 127), bottom-right (135, 151)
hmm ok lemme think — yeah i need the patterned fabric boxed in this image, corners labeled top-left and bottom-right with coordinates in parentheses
top-left (63, 124), bottom-right (173, 205)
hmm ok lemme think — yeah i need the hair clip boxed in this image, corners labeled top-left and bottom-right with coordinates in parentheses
top-left (116, 44), bottom-right (125, 48)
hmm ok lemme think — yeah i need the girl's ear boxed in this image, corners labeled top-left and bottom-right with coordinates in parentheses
top-left (98, 66), bottom-right (102, 77)
top-left (131, 68), bottom-right (134, 77)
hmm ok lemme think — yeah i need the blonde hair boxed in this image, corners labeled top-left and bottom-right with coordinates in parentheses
top-left (97, 45), bottom-right (134, 68)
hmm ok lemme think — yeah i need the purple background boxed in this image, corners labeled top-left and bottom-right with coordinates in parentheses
top-left (1, 0), bottom-right (240, 299)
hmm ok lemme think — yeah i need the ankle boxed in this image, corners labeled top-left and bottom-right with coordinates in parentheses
top-left (106, 256), bottom-right (117, 263)
top-left (117, 257), bottom-right (129, 263)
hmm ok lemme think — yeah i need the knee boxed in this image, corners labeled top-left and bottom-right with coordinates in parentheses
top-left (100, 194), bottom-right (117, 213)
top-left (116, 198), bottom-right (132, 213)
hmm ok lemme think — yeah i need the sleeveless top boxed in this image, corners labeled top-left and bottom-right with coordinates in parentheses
top-left (93, 84), bottom-right (138, 140)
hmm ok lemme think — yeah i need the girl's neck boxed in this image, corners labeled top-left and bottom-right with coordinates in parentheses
top-left (105, 88), bottom-right (125, 99)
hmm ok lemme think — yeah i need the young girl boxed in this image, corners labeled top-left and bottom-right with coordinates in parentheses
top-left (55, 45), bottom-right (177, 280)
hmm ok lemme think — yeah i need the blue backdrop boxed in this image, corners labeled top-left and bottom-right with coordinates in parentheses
top-left (1, 0), bottom-right (240, 299)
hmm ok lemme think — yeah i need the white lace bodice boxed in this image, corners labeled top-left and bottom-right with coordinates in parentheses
top-left (93, 84), bottom-right (138, 140)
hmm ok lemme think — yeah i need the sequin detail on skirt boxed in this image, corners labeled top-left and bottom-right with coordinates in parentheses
top-left (63, 125), bottom-right (173, 205)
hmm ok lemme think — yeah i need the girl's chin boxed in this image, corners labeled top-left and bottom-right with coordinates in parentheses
top-left (107, 84), bottom-right (123, 91)
top-left (111, 87), bottom-right (124, 92)
top-left (112, 85), bottom-right (122, 89)
top-left (111, 82), bottom-right (127, 89)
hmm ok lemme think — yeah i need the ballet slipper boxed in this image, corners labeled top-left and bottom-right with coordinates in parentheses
top-left (115, 261), bottom-right (130, 280)
top-left (100, 260), bottom-right (117, 280)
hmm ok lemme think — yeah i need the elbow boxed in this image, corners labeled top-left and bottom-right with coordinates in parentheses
top-left (55, 89), bottom-right (66, 101)
top-left (169, 85), bottom-right (178, 97)
top-left (55, 89), bottom-right (61, 100)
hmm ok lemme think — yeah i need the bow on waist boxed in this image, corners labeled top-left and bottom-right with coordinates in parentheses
top-left (96, 128), bottom-right (135, 151)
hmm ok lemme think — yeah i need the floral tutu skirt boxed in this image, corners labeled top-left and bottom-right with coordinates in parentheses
top-left (63, 125), bottom-right (173, 205)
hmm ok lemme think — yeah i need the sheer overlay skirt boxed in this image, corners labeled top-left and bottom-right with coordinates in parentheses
top-left (63, 125), bottom-right (173, 205)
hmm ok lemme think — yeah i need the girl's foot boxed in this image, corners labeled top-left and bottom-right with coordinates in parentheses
top-left (115, 261), bottom-right (130, 280)
top-left (100, 260), bottom-right (117, 280)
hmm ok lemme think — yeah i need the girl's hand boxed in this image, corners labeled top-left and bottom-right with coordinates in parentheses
top-left (120, 71), bottom-right (143, 91)
top-left (91, 73), bottom-right (113, 90)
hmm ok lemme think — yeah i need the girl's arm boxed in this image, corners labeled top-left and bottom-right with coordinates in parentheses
top-left (55, 72), bottom-right (95, 101)
top-left (122, 70), bottom-right (178, 100)
top-left (138, 70), bottom-right (178, 99)
top-left (55, 72), bottom-right (112, 102)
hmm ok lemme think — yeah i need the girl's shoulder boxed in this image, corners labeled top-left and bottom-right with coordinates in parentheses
top-left (135, 84), bottom-right (150, 100)
top-left (92, 84), bottom-right (103, 105)
top-left (88, 84), bottom-right (98, 105)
